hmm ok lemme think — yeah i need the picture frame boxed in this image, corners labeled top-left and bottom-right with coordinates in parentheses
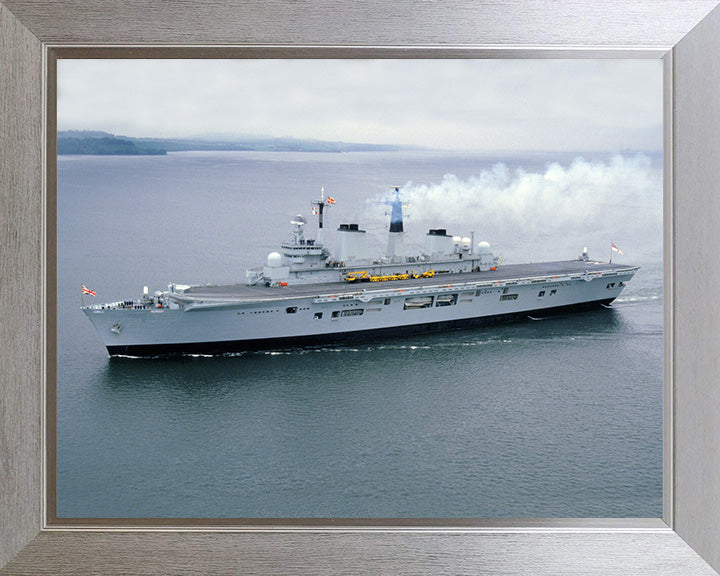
top-left (2, 1), bottom-right (720, 574)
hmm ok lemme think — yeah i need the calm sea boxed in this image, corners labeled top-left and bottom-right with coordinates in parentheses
top-left (56, 150), bottom-right (663, 518)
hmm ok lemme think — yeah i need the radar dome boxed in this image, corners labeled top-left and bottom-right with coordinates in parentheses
top-left (452, 236), bottom-right (461, 245)
top-left (461, 237), bottom-right (471, 249)
top-left (266, 252), bottom-right (283, 268)
top-left (291, 214), bottom-right (307, 225)
top-left (477, 241), bottom-right (492, 253)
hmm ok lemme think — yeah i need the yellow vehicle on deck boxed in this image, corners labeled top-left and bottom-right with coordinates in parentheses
top-left (344, 269), bottom-right (435, 283)
top-left (369, 273), bottom-right (410, 282)
top-left (344, 271), bottom-right (369, 282)
top-left (410, 270), bottom-right (436, 279)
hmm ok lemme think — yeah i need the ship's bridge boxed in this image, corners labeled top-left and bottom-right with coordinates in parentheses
top-left (280, 214), bottom-right (329, 268)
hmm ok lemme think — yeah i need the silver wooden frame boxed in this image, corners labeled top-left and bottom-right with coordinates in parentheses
top-left (2, 1), bottom-right (720, 574)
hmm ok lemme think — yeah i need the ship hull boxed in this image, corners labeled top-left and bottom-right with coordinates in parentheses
top-left (83, 260), bottom-right (637, 357)
top-left (104, 297), bottom-right (614, 357)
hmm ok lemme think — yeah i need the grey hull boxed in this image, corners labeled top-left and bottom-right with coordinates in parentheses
top-left (105, 296), bottom-right (615, 357)
top-left (84, 259), bottom-right (637, 357)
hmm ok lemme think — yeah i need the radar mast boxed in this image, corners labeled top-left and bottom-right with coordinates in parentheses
top-left (384, 186), bottom-right (406, 261)
top-left (311, 186), bottom-right (335, 245)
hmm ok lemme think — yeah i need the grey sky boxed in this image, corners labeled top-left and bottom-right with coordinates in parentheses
top-left (58, 59), bottom-right (662, 152)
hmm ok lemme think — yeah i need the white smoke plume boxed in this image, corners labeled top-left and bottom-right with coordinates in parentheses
top-left (365, 155), bottom-right (662, 264)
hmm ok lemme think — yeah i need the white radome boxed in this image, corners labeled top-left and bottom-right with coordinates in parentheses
top-left (266, 252), bottom-right (283, 267)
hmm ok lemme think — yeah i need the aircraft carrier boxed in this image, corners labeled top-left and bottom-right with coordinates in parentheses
top-left (82, 188), bottom-right (638, 356)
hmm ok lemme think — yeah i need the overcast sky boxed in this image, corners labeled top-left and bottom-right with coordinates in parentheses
top-left (57, 59), bottom-right (662, 152)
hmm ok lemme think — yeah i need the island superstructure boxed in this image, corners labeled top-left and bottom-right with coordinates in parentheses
top-left (82, 187), bottom-right (638, 356)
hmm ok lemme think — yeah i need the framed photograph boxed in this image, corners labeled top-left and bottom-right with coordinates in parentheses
top-left (51, 57), bottom-right (664, 523)
top-left (2, 1), bottom-right (720, 574)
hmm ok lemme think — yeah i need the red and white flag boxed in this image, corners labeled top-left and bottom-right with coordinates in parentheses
top-left (327, 197), bottom-right (336, 205)
top-left (312, 206), bottom-right (318, 215)
top-left (611, 243), bottom-right (623, 255)
top-left (82, 285), bottom-right (96, 297)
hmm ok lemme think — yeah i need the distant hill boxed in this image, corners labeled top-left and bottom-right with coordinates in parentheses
top-left (58, 131), bottom-right (167, 155)
top-left (57, 130), bottom-right (405, 155)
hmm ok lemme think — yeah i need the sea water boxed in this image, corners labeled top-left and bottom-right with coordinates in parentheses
top-left (56, 150), bottom-right (662, 518)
